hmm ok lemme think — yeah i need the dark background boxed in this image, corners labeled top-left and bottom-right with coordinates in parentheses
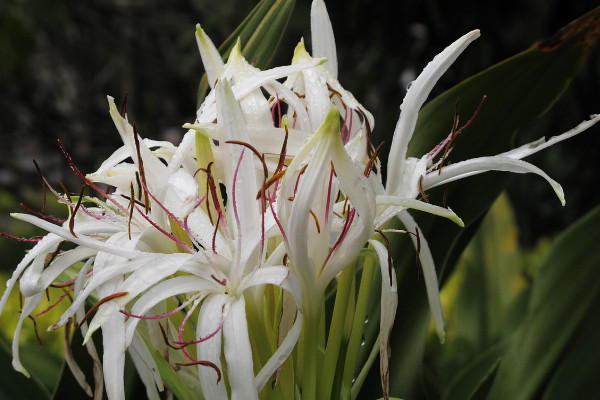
top-left (1, 0), bottom-right (598, 253)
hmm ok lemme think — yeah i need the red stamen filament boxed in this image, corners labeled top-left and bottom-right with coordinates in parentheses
top-left (77, 292), bottom-right (129, 330)
top-left (34, 287), bottom-right (74, 317)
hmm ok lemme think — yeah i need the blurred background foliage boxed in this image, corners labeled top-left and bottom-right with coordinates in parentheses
top-left (0, 0), bottom-right (599, 399)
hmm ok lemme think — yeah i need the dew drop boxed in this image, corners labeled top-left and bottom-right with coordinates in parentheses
top-left (360, 336), bottom-right (366, 346)
top-left (352, 377), bottom-right (356, 384)
top-left (364, 315), bottom-right (369, 324)
top-left (406, 80), bottom-right (414, 92)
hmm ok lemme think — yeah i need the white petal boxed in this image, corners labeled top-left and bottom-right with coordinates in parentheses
top-left (216, 78), bottom-right (261, 280)
top-left (197, 294), bottom-right (228, 399)
top-left (375, 195), bottom-right (464, 227)
top-left (107, 96), bottom-right (168, 189)
top-left (396, 211), bottom-right (445, 341)
top-left (10, 213), bottom-right (140, 258)
top-left (11, 293), bottom-right (43, 377)
top-left (386, 30), bottom-right (480, 193)
top-left (502, 114), bottom-right (600, 160)
top-left (85, 254), bottom-right (194, 343)
top-left (196, 24), bottom-right (225, 89)
top-left (124, 275), bottom-right (214, 346)
top-left (0, 234), bottom-right (63, 316)
top-left (311, 0), bottom-right (338, 78)
top-left (102, 312), bottom-right (127, 400)
top-left (368, 239), bottom-right (397, 400)
top-left (223, 298), bottom-right (258, 400)
top-left (422, 156), bottom-right (566, 205)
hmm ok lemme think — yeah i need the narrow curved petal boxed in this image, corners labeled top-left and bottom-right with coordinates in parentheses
top-left (85, 254), bottom-right (195, 343)
top-left (107, 96), bottom-right (168, 188)
top-left (0, 234), bottom-right (64, 318)
top-left (102, 312), bottom-right (127, 400)
top-left (11, 293), bottom-right (43, 377)
top-left (197, 294), bottom-right (228, 399)
top-left (311, 0), bottom-right (338, 78)
top-left (124, 275), bottom-right (214, 346)
top-left (502, 114), bottom-right (600, 160)
top-left (368, 239), bottom-right (397, 400)
top-left (396, 211), bottom-right (445, 341)
top-left (386, 30), bottom-right (480, 193)
top-left (223, 298), bottom-right (258, 400)
top-left (375, 195), bottom-right (464, 227)
top-left (196, 24), bottom-right (225, 89)
top-left (422, 156), bottom-right (566, 205)
top-left (216, 78), bottom-right (260, 280)
top-left (10, 213), bottom-right (140, 259)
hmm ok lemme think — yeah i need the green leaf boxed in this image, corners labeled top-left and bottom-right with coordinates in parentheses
top-left (541, 295), bottom-right (600, 400)
top-left (196, 0), bottom-right (296, 106)
top-left (486, 204), bottom-right (600, 399)
top-left (441, 341), bottom-right (505, 400)
top-left (0, 338), bottom-right (51, 400)
top-left (381, 7), bottom-right (600, 398)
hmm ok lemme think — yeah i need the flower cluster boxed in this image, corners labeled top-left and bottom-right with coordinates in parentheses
top-left (1, 0), bottom-right (597, 399)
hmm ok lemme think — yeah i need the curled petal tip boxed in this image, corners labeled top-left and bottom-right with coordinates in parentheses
top-left (447, 209), bottom-right (465, 227)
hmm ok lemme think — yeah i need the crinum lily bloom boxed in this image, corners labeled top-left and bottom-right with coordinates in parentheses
top-left (1, 82), bottom-right (304, 400)
top-left (380, 28), bottom-right (600, 340)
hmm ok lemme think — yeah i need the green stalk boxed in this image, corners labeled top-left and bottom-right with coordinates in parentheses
top-left (318, 263), bottom-right (355, 400)
top-left (340, 255), bottom-right (377, 399)
top-left (301, 295), bottom-right (323, 400)
top-left (351, 333), bottom-right (380, 399)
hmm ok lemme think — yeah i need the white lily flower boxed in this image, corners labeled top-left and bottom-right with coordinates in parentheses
top-left (278, 106), bottom-right (375, 307)
top-left (379, 28), bottom-right (600, 340)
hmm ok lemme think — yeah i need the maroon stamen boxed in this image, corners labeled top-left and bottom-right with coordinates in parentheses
top-left (32, 159), bottom-right (47, 213)
top-left (34, 286), bottom-right (74, 317)
top-left (175, 360), bottom-right (222, 384)
top-left (438, 95), bottom-right (486, 174)
top-left (57, 140), bottom-right (129, 215)
top-left (119, 93), bottom-right (128, 117)
top-left (28, 315), bottom-right (43, 345)
top-left (376, 229), bottom-right (394, 286)
top-left (19, 202), bottom-right (64, 224)
top-left (68, 186), bottom-right (85, 238)
top-left (128, 182), bottom-right (135, 240)
top-left (309, 210), bottom-right (321, 234)
top-left (0, 231), bottom-right (41, 243)
top-left (77, 292), bottom-right (129, 330)
top-left (418, 176), bottom-right (429, 203)
top-left (321, 207), bottom-right (356, 274)
top-left (363, 141), bottom-right (385, 178)
top-left (211, 275), bottom-right (227, 286)
top-left (44, 241), bottom-right (66, 269)
top-left (134, 204), bottom-right (194, 254)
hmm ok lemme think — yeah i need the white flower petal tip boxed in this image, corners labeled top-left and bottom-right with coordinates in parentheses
top-left (310, 0), bottom-right (338, 78)
top-left (438, 330), bottom-right (446, 344)
top-left (292, 39), bottom-right (327, 67)
top-left (195, 24), bottom-right (225, 89)
top-left (386, 29), bottom-right (481, 192)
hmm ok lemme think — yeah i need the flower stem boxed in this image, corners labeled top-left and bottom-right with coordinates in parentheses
top-left (341, 255), bottom-right (377, 399)
top-left (301, 296), bottom-right (322, 400)
top-left (318, 262), bottom-right (355, 400)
